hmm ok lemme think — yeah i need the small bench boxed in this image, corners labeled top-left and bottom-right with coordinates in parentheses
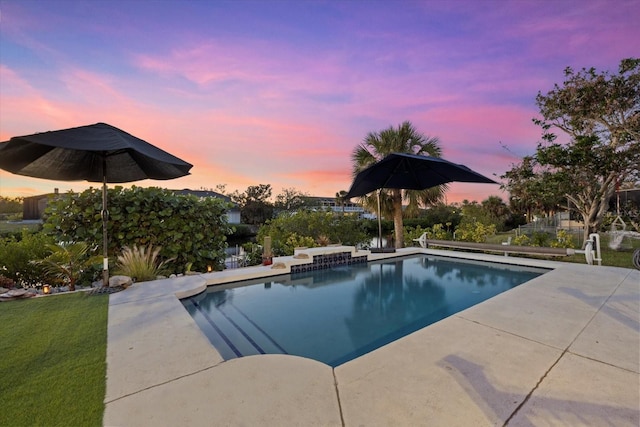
top-left (414, 235), bottom-right (576, 257)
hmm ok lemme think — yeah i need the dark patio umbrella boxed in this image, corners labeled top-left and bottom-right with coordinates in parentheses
top-left (344, 152), bottom-right (496, 250)
top-left (0, 122), bottom-right (193, 286)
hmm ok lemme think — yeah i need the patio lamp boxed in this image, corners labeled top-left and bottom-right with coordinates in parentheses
top-left (43, 284), bottom-right (51, 294)
top-left (207, 265), bottom-right (212, 273)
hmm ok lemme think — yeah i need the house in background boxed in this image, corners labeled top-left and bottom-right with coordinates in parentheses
top-left (22, 189), bottom-right (59, 220)
top-left (305, 196), bottom-right (376, 219)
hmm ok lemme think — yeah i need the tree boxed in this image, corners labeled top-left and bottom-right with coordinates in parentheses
top-left (0, 196), bottom-right (23, 217)
top-left (351, 121), bottom-right (444, 248)
top-left (536, 58), bottom-right (640, 242)
top-left (504, 58), bottom-right (640, 243)
top-left (275, 187), bottom-right (310, 212)
top-left (501, 156), bottom-right (565, 222)
top-left (234, 184), bottom-right (274, 225)
top-left (335, 190), bottom-right (348, 214)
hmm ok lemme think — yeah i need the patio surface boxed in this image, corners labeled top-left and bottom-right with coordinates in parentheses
top-left (103, 247), bottom-right (639, 426)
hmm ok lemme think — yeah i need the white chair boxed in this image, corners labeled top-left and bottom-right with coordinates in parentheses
top-left (413, 232), bottom-right (428, 248)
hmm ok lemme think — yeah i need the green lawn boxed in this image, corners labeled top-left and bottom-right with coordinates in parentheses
top-left (0, 292), bottom-right (109, 427)
top-left (0, 220), bottom-right (41, 233)
top-left (488, 232), bottom-right (640, 269)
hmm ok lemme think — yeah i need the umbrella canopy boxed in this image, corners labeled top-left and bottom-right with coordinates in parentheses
top-left (345, 152), bottom-right (496, 199)
top-left (0, 122), bottom-right (192, 182)
top-left (345, 152), bottom-right (496, 251)
top-left (0, 122), bottom-right (192, 286)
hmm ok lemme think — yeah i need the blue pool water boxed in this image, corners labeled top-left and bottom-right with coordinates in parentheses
top-left (182, 255), bottom-right (547, 366)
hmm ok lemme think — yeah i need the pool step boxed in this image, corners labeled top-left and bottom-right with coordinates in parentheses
top-left (184, 300), bottom-right (287, 360)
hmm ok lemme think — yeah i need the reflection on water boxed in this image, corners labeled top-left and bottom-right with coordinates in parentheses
top-left (183, 255), bottom-right (547, 366)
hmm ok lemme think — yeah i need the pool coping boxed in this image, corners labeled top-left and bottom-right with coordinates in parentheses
top-left (103, 247), bottom-right (640, 426)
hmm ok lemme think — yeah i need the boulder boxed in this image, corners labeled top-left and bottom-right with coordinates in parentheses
top-left (109, 275), bottom-right (133, 288)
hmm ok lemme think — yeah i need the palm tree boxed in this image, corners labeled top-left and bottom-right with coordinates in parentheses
top-left (335, 190), bottom-right (348, 214)
top-left (351, 121), bottom-right (445, 248)
top-left (31, 242), bottom-right (102, 291)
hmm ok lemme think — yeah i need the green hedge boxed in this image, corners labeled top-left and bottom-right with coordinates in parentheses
top-left (42, 186), bottom-right (232, 273)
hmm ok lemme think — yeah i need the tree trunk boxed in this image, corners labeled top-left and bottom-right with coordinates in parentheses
top-left (571, 172), bottom-right (618, 246)
top-left (392, 189), bottom-right (404, 248)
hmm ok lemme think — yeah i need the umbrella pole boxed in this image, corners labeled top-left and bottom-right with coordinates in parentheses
top-left (101, 165), bottom-right (109, 287)
top-left (377, 189), bottom-right (382, 249)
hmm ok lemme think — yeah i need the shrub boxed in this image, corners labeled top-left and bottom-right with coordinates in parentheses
top-left (241, 242), bottom-right (264, 266)
top-left (455, 222), bottom-right (497, 243)
top-left (513, 234), bottom-right (530, 246)
top-left (257, 210), bottom-right (369, 256)
top-left (404, 223), bottom-right (451, 245)
top-left (0, 230), bottom-right (54, 286)
top-left (551, 229), bottom-right (575, 248)
top-left (115, 244), bottom-right (175, 282)
top-left (43, 186), bottom-right (232, 273)
top-left (530, 231), bottom-right (551, 247)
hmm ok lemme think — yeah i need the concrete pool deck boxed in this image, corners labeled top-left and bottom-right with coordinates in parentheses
top-left (103, 247), bottom-right (639, 426)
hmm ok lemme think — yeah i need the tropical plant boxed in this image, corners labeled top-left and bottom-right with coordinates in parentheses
top-left (316, 234), bottom-right (331, 246)
top-left (257, 210), bottom-right (368, 256)
top-left (31, 242), bottom-right (102, 291)
top-left (550, 229), bottom-right (575, 249)
top-left (404, 223), bottom-right (451, 245)
top-left (454, 222), bottom-right (497, 243)
top-left (351, 121), bottom-right (444, 248)
top-left (513, 234), bottom-right (530, 246)
top-left (0, 230), bottom-right (55, 286)
top-left (43, 186), bottom-right (231, 272)
top-left (335, 190), bottom-right (348, 214)
top-left (115, 244), bottom-right (175, 282)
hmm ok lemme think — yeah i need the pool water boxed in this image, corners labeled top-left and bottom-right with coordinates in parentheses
top-left (182, 255), bottom-right (547, 367)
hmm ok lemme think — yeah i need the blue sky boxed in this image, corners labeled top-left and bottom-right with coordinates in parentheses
top-left (1, 0), bottom-right (638, 202)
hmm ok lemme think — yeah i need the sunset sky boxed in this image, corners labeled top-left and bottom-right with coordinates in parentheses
top-left (1, 0), bottom-right (638, 203)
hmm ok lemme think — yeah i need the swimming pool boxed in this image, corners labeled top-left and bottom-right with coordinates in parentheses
top-left (182, 254), bottom-right (547, 366)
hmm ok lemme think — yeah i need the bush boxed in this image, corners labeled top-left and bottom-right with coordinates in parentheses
top-left (404, 223), bottom-right (451, 246)
top-left (530, 231), bottom-right (551, 247)
top-left (0, 230), bottom-right (54, 286)
top-left (257, 211), bottom-right (369, 256)
top-left (410, 205), bottom-right (462, 229)
top-left (513, 234), bottom-right (530, 246)
top-left (115, 244), bottom-right (174, 282)
top-left (455, 222), bottom-right (497, 243)
top-left (550, 229), bottom-right (575, 248)
top-left (360, 218), bottom-right (393, 237)
top-left (241, 242), bottom-right (264, 266)
top-left (43, 186), bottom-right (232, 273)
